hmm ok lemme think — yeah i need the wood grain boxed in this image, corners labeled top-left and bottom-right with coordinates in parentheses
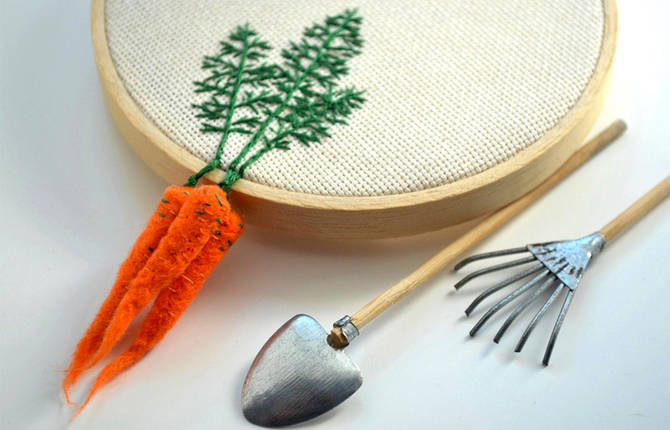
top-left (600, 174), bottom-right (670, 241)
top-left (329, 120), bottom-right (627, 347)
top-left (91, 0), bottom-right (618, 239)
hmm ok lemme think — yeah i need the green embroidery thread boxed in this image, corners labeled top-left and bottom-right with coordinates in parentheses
top-left (188, 9), bottom-right (365, 191)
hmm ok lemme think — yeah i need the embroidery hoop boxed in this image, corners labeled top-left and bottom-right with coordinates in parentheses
top-left (91, 0), bottom-right (617, 238)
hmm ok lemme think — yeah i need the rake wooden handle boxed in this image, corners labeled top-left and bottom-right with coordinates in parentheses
top-left (330, 120), bottom-right (627, 347)
top-left (600, 174), bottom-right (670, 241)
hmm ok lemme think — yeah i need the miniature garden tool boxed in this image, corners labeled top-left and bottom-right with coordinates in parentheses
top-left (454, 173), bottom-right (670, 366)
top-left (241, 120), bottom-right (627, 427)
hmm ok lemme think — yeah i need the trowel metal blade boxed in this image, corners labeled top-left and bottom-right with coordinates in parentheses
top-left (242, 314), bottom-right (363, 427)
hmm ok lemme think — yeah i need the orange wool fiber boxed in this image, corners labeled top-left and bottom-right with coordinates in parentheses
top-left (85, 185), bottom-right (231, 370)
top-left (75, 210), bottom-right (244, 415)
top-left (62, 185), bottom-right (190, 404)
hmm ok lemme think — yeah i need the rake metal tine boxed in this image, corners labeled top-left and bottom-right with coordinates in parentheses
top-left (514, 283), bottom-right (565, 353)
top-left (542, 289), bottom-right (575, 366)
top-left (469, 270), bottom-right (550, 336)
top-left (464, 264), bottom-right (545, 315)
top-left (454, 247), bottom-right (529, 271)
top-left (493, 276), bottom-right (555, 343)
top-left (454, 256), bottom-right (537, 290)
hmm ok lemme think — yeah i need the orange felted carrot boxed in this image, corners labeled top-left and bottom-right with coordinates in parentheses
top-left (65, 12), bottom-right (365, 417)
top-left (84, 185), bottom-right (230, 371)
top-left (74, 211), bottom-right (244, 415)
top-left (62, 185), bottom-right (190, 403)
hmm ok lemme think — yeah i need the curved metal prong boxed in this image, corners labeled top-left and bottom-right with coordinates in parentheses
top-left (469, 270), bottom-right (550, 336)
top-left (454, 256), bottom-right (537, 290)
top-left (493, 277), bottom-right (555, 343)
top-left (464, 264), bottom-right (545, 315)
top-left (515, 283), bottom-right (565, 352)
top-left (542, 289), bottom-right (575, 366)
top-left (454, 247), bottom-right (529, 271)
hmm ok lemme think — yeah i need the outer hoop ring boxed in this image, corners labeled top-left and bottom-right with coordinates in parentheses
top-left (91, 0), bottom-right (617, 238)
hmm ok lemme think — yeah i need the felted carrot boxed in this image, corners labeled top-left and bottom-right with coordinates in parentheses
top-left (84, 185), bottom-right (230, 371)
top-left (74, 211), bottom-right (244, 415)
top-left (62, 185), bottom-right (190, 403)
top-left (65, 11), bottom-right (364, 417)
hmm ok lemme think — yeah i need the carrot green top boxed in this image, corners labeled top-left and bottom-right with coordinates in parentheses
top-left (186, 9), bottom-right (365, 191)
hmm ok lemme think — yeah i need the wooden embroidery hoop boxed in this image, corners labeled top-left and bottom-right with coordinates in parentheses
top-left (91, 0), bottom-right (617, 239)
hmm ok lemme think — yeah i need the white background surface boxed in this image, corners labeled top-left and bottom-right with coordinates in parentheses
top-left (0, 1), bottom-right (668, 429)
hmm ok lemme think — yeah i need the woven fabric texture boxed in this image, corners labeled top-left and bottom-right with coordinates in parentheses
top-left (105, 0), bottom-right (605, 197)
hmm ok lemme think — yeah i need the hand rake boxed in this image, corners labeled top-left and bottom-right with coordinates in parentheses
top-left (455, 174), bottom-right (670, 365)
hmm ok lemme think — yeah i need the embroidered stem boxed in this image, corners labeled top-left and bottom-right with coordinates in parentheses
top-left (225, 11), bottom-right (357, 176)
top-left (189, 25), bottom-right (280, 187)
top-left (237, 87), bottom-right (365, 177)
top-left (194, 10), bottom-right (366, 193)
top-left (186, 26), bottom-right (251, 186)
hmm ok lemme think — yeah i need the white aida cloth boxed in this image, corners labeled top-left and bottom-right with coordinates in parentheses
top-left (105, 0), bottom-right (605, 196)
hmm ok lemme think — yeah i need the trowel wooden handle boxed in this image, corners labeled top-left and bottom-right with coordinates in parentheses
top-left (330, 120), bottom-right (627, 346)
top-left (600, 174), bottom-right (670, 241)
